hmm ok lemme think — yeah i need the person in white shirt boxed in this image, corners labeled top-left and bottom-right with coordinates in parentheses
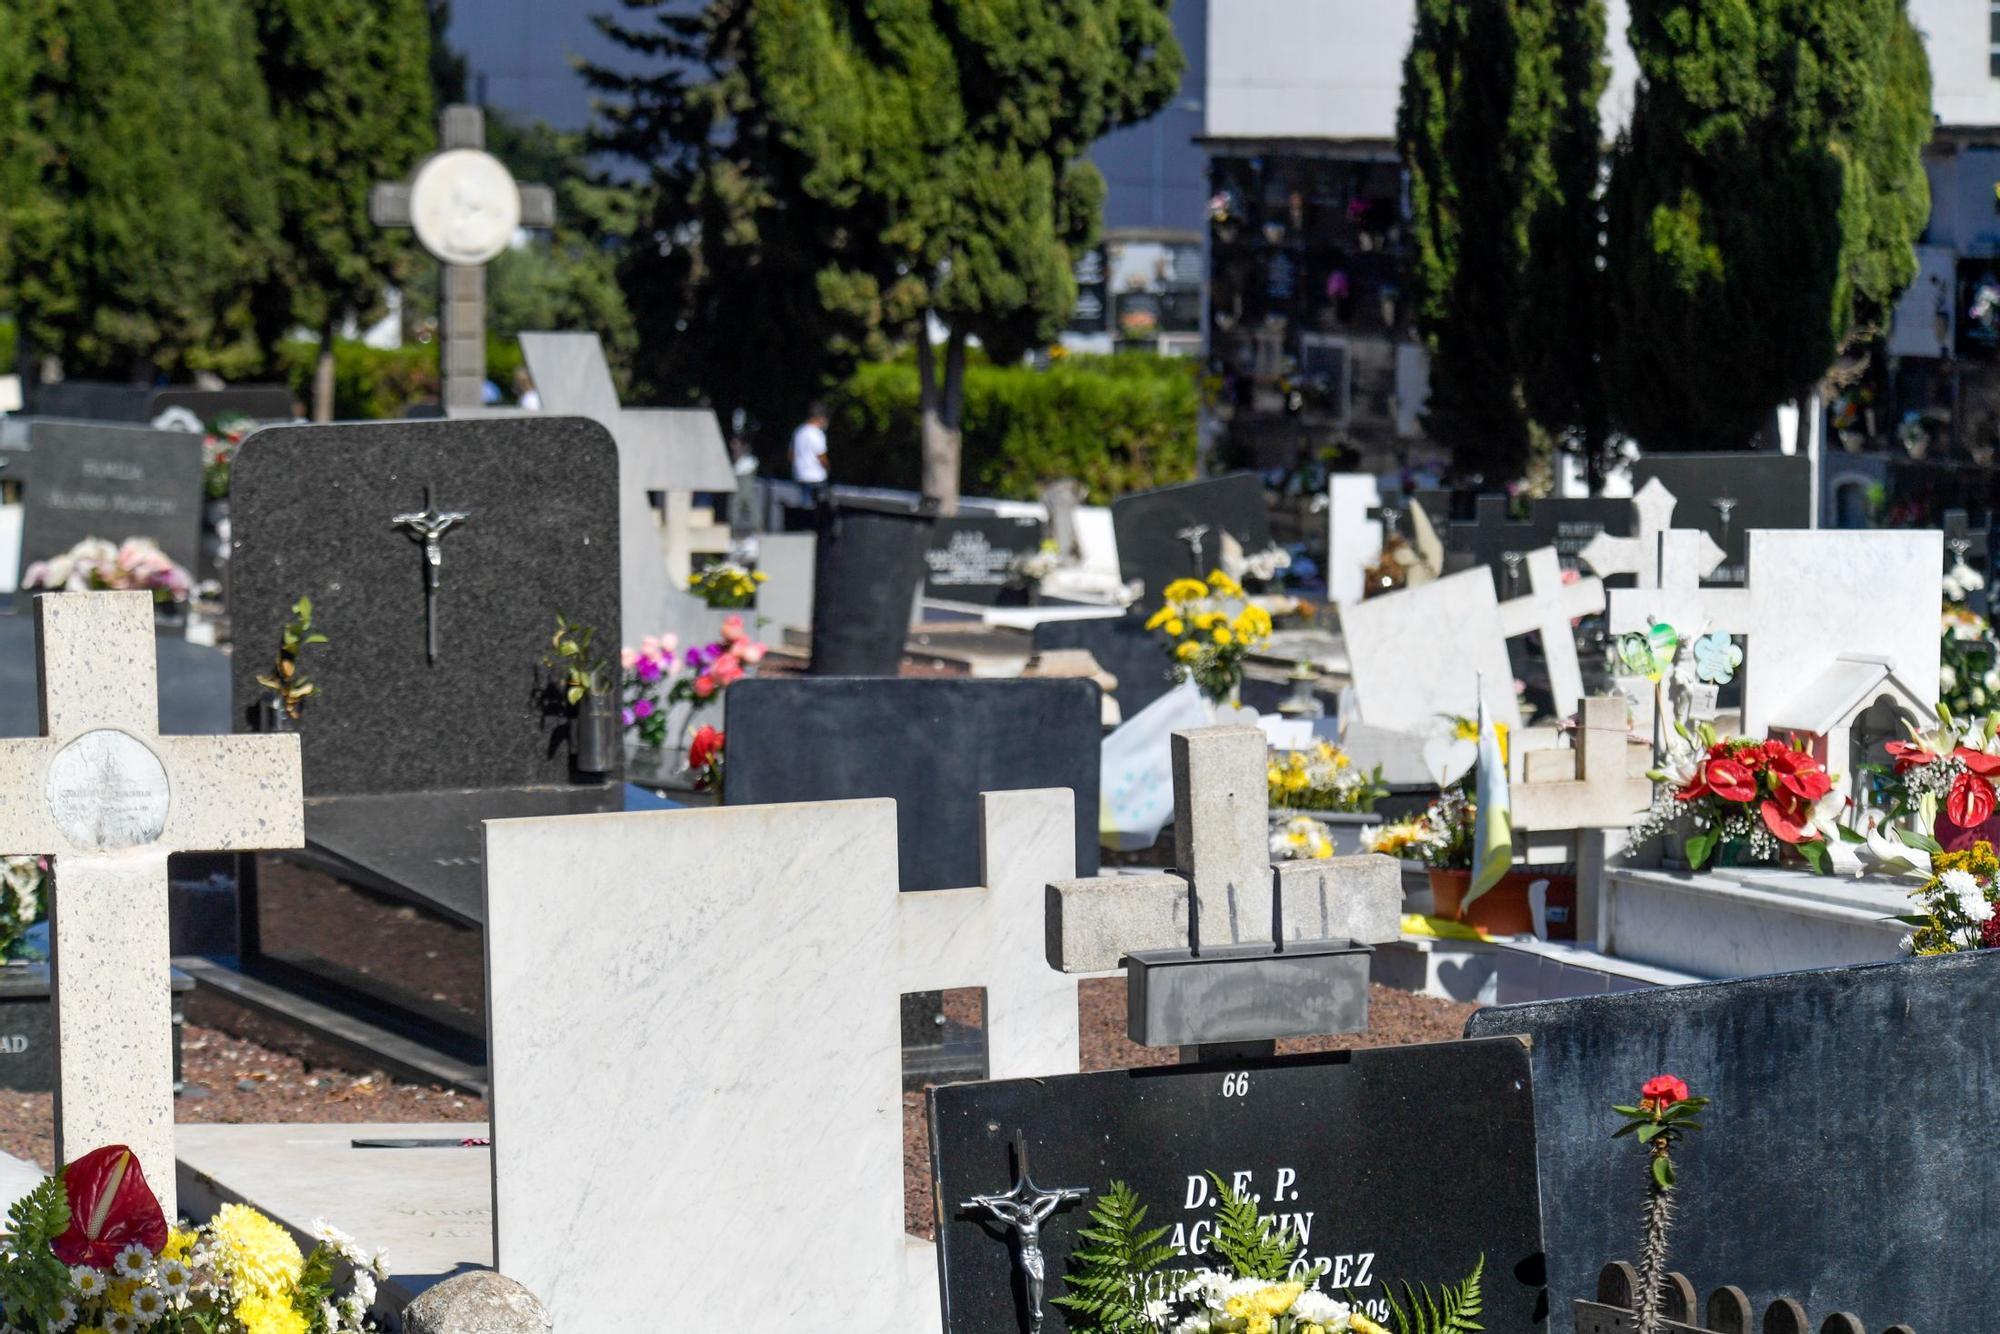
top-left (790, 403), bottom-right (829, 486)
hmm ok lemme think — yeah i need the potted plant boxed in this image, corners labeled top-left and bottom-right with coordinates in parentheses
top-left (546, 615), bottom-right (616, 777)
top-left (254, 596), bottom-right (327, 732)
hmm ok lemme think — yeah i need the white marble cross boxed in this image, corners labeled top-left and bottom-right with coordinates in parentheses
top-left (1604, 530), bottom-right (1749, 637)
top-left (1578, 478), bottom-right (1722, 587)
top-left (1511, 697), bottom-right (1654, 832)
top-left (1046, 725), bottom-right (1401, 973)
top-left (1496, 547), bottom-right (1606, 721)
top-left (0, 593), bottom-right (302, 1214)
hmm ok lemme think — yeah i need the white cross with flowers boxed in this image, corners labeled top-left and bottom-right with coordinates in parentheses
top-left (0, 593), bottom-right (302, 1216)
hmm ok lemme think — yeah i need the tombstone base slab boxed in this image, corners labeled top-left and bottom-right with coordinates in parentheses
top-left (176, 1121), bottom-right (492, 1314)
top-left (1126, 940), bottom-right (1371, 1047)
top-left (1602, 864), bottom-right (1911, 977)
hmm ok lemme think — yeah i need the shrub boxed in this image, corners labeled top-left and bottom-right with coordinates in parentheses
top-left (829, 352), bottom-right (1199, 503)
top-left (276, 335), bottom-right (526, 420)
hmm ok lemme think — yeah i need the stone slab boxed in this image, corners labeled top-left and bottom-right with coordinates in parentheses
top-left (1600, 863), bottom-right (1910, 977)
top-left (16, 419), bottom-right (205, 580)
top-left (229, 417), bottom-right (621, 796)
top-left (1339, 565), bottom-right (1521, 732)
top-left (721, 677), bottom-right (1100, 891)
top-left (1468, 951), bottom-right (2000, 1328)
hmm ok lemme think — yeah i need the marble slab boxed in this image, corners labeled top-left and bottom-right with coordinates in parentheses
top-left (1339, 565), bottom-right (1521, 732)
top-left (1600, 863), bottom-right (1911, 977)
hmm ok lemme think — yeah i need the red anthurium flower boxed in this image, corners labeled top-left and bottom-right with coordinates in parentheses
top-left (1885, 739), bottom-right (1943, 773)
top-left (1640, 1074), bottom-right (1690, 1111)
top-left (52, 1145), bottom-right (168, 1268)
top-left (1766, 749), bottom-right (1832, 803)
top-left (1760, 796), bottom-right (1813, 845)
top-left (1955, 747), bottom-right (2000, 778)
top-left (1703, 757), bottom-right (1756, 803)
top-left (1947, 771), bottom-right (1998, 830)
top-left (688, 725), bottom-right (724, 772)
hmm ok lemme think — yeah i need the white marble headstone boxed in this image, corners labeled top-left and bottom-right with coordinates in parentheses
top-left (1325, 474), bottom-right (1382, 606)
top-left (1339, 565), bottom-right (1522, 732)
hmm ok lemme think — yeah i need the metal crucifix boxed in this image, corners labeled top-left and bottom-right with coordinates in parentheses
top-left (391, 486), bottom-right (471, 664)
top-left (961, 1132), bottom-right (1088, 1334)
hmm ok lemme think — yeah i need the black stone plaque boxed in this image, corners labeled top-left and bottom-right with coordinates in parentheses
top-left (931, 1039), bottom-right (1546, 1333)
top-left (1112, 473), bottom-right (1273, 602)
top-left (1031, 611), bottom-right (1176, 717)
top-left (924, 514), bottom-right (1047, 605)
top-left (1529, 497), bottom-right (1634, 577)
top-left (229, 417), bottom-right (622, 796)
top-left (1629, 454), bottom-right (1811, 584)
top-left (721, 677), bottom-right (1100, 891)
top-left (1467, 952), bottom-right (2000, 1329)
top-left (15, 420), bottom-right (204, 579)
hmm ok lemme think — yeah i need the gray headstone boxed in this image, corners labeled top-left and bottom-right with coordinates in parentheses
top-left (15, 420), bottom-right (205, 580)
top-left (1467, 952), bottom-right (2000, 1328)
top-left (1111, 473), bottom-right (1272, 601)
top-left (228, 417), bottom-right (621, 796)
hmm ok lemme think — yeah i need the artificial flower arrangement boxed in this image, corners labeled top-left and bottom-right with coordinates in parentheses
top-left (202, 415), bottom-right (252, 501)
top-left (1055, 1172), bottom-right (1481, 1334)
top-left (1882, 705), bottom-right (2000, 839)
top-left (1267, 743), bottom-right (1388, 815)
top-left (23, 539), bottom-right (191, 605)
top-left (543, 616), bottom-right (612, 706)
top-left (1362, 786), bottom-right (1474, 872)
top-left (687, 561), bottom-right (766, 610)
top-left (620, 617), bottom-right (765, 777)
top-left (0, 1144), bottom-right (384, 1333)
top-left (0, 857), bottom-right (49, 961)
top-left (1145, 570), bottom-right (1273, 704)
top-left (1612, 1076), bottom-right (1709, 1334)
top-left (1939, 561), bottom-right (1999, 720)
top-left (1636, 724), bottom-right (1841, 872)
top-left (687, 724), bottom-right (725, 792)
top-left (1897, 840), bottom-right (2000, 955)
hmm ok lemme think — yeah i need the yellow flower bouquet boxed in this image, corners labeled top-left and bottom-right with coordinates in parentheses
top-left (1146, 570), bottom-right (1273, 704)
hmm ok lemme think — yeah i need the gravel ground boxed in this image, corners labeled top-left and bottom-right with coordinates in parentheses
top-left (902, 980), bottom-right (1480, 1239)
top-left (0, 1023), bottom-right (488, 1174)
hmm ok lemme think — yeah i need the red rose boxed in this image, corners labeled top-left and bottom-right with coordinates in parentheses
top-left (51, 1146), bottom-right (168, 1268)
top-left (1703, 757), bottom-right (1756, 803)
top-left (1766, 749), bottom-right (1832, 803)
top-left (1948, 771), bottom-right (1998, 830)
top-left (1640, 1074), bottom-right (1690, 1111)
top-left (1984, 915), bottom-right (2000, 949)
top-left (688, 724), bottom-right (724, 772)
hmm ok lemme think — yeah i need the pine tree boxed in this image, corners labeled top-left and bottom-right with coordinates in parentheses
top-left (248, 0), bottom-right (434, 419)
top-left (5, 0), bottom-right (281, 381)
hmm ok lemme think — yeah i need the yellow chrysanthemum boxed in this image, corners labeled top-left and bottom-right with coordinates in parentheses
top-left (1163, 578), bottom-right (1207, 603)
top-left (1268, 764), bottom-right (1283, 787)
top-left (212, 1203), bottom-right (304, 1302)
top-left (1194, 610), bottom-right (1221, 630)
top-left (235, 1292), bottom-right (308, 1334)
top-left (1145, 606), bottom-right (1174, 631)
top-left (163, 1227), bottom-right (198, 1261)
top-left (1175, 641), bottom-right (1200, 662)
top-left (1206, 569), bottom-right (1243, 598)
top-left (1212, 626), bottom-right (1232, 645)
top-left (1165, 617), bottom-right (1185, 637)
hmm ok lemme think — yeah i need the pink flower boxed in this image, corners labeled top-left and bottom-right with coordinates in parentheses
top-left (640, 635), bottom-right (663, 657)
top-left (712, 655), bottom-right (744, 686)
top-left (620, 647), bottom-right (639, 671)
top-left (721, 614), bottom-right (745, 643)
top-left (693, 674), bottom-right (715, 700)
top-left (621, 706), bottom-right (636, 727)
top-left (738, 641), bottom-right (767, 665)
top-left (632, 698), bottom-right (655, 721)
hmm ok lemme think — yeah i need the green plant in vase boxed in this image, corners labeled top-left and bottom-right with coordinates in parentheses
top-left (546, 615), bottom-right (618, 774)
top-left (255, 597), bottom-right (327, 722)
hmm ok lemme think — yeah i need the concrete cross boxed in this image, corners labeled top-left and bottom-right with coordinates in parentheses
top-left (1495, 547), bottom-right (1606, 722)
top-left (1046, 725), bottom-right (1401, 975)
top-left (371, 105), bottom-right (557, 412)
top-left (0, 593), bottom-right (302, 1214)
top-left (1605, 529), bottom-right (1749, 636)
top-left (1578, 478), bottom-right (1721, 588)
top-left (1511, 696), bottom-right (1654, 832)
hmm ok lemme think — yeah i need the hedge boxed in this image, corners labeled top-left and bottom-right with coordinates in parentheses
top-left (828, 352), bottom-right (1199, 503)
top-left (275, 335), bottom-right (525, 420)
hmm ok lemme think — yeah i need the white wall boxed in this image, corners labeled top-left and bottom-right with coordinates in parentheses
top-left (1206, 0), bottom-right (1990, 143)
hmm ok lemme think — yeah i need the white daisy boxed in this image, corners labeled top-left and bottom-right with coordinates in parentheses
top-left (51, 1301), bottom-right (77, 1334)
top-left (69, 1265), bottom-right (106, 1297)
top-left (156, 1257), bottom-right (191, 1296)
top-left (128, 1285), bottom-right (167, 1324)
top-left (112, 1242), bottom-right (152, 1278)
top-left (104, 1313), bottom-right (136, 1334)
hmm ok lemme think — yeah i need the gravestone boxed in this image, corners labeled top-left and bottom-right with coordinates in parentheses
top-left (226, 416), bottom-right (638, 1067)
top-left (809, 500), bottom-right (935, 675)
top-left (482, 785), bottom-right (1083, 1328)
top-left (1032, 611), bottom-right (1174, 716)
top-left (14, 420), bottom-right (204, 581)
top-left (0, 592), bottom-right (302, 1215)
top-left (931, 1038), bottom-right (1546, 1333)
top-left (1112, 473), bottom-right (1273, 602)
top-left (924, 513), bottom-right (1047, 605)
top-left (30, 383), bottom-right (293, 423)
top-left (722, 677), bottom-right (1101, 889)
top-left (147, 385), bottom-right (295, 424)
top-left (1324, 473), bottom-right (1382, 605)
top-left (1629, 454), bottom-right (1813, 584)
top-left (1468, 952), bottom-right (2000, 1329)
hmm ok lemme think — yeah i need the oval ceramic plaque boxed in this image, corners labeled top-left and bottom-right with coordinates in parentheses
top-left (409, 148), bottom-right (521, 266)
top-left (44, 730), bottom-right (170, 851)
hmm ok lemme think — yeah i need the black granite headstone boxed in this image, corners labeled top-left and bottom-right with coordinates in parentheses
top-left (1112, 473), bottom-right (1273, 601)
top-left (1448, 494), bottom-right (1545, 594)
top-left (810, 501), bottom-right (934, 676)
top-left (28, 380), bottom-right (295, 424)
top-left (230, 416), bottom-right (622, 796)
top-left (1530, 496), bottom-right (1635, 576)
top-left (1466, 952), bottom-right (2000, 1328)
top-left (722, 677), bottom-right (1100, 891)
top-left (924, 514), bottom-right (1046, 605)
top-left (29, 381), bottom-right (153, 421)
top-left (1032, 611), bottom-right (1176, 717)
top-left (1629, 454), bottom-right (1812, 584)
top-left (931, 1039), bottom-right (1546, 1333)
top-left (14, 420), bottom-right (204, 580)
top-left (147, 385), bottom-right (295, 423)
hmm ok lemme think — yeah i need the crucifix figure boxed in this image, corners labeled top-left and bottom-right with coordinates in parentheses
top-left (371, 105), bottom-right (556, 411)
top-left (1176, 523), bottom-right (1211, 575)
top-left (392, 486), bottom-right (471, 665)
top-left (961, 1132), bottom-right (1088, 1334)
top-left (0, 593), bottom-right (303, 1215)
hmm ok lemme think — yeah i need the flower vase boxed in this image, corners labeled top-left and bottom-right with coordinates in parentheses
top-left (255, 696), bottom-right (295, 734)
top-left (571, 694), bottom-right (619, 778)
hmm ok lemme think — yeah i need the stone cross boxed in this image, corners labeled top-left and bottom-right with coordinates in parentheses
top-left (371, 105), bottom-right (557, 411)
top-left (0, 593), bottom-right (302, 1213)
top-left (1495, 547), bottom-right (1606, 721)
top-left (1604, 530), bottom-right (1749, 636)
top-left (1577, 478), bottom-right (1717, 587)
top-left (1510, 696), bottom-right (1654, 832)
top-left (1046, 725), bottom-right (1401, 975)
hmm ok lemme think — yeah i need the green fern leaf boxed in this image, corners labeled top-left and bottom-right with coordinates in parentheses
top-left (1205, 1172), bottom-right (1299, 1281)
top-left (1053, 1180), bottom-right (1188, 1333)
top-left (1375, 1254), bottom-right (1485, 1334)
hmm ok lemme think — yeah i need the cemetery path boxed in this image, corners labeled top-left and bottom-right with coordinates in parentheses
top-left (0, 1023), bottom-right (487, 1173)
top-left (902, 981), bottom-right (1481, 1239)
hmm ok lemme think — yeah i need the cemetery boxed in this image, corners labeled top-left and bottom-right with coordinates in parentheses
top-left (0, 1), bottom-right (1993, 1330)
